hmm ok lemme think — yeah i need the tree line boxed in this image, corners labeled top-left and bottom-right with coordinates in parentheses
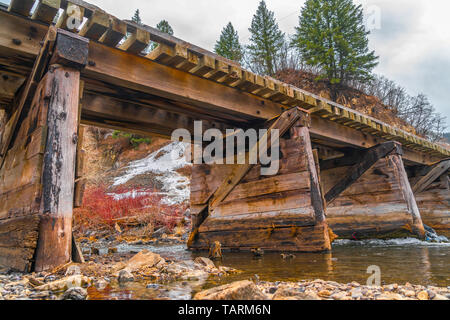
top-left (131, 0), bottom-right (446, 142)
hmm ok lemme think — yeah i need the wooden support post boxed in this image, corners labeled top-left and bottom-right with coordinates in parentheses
top-left (412, 159), bottom-right (450, 194)
top-left (325, 142), bottom-right (402, 204)
top-left (188, 109), bottom-right (331, 252)
top-left (390, 155), bottom-right (426, 238)
top-left (34, 30), bottom-right (88, 272)
top-left (291, 126), bottom-right (326, 224)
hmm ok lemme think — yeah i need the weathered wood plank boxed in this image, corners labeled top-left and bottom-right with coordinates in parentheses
top-left (0, 215), bottom-right (40, 272)
top-left (78, 10), bottom-right (109, 41)
top-left (118, 28), bottom-right (150, 54)
top-left (8, 0), bottom-right (36, 17)
top-left (31, 0), bottom-right (61, 24)
top-left (207, 108), bottom-right (306, 214)
top-left (0, 27), bottom-right (57, 170)
top-left (412, 160), bottom-right (450, 194)
top-left (214, 190), bottom-right (313, 217)
top-left (291, 125), bottom-right (327, 223)
top-left (98, 16), bottom-right (127, 47)
top-left (223, 171), bottom-right (311, 203)
top-left (147, 43), bottom-right (188, 67)
top-left (191, 223), bottom-right (331, 253)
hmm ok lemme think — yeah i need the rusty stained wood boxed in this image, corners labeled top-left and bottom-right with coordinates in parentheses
top-left (34, 66), bottom-right (81, 272)
top-left (325, 141), bottom-right (403, 204)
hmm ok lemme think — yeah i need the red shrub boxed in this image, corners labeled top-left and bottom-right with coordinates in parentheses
top-left (75, 185), bottom-right (187, 232)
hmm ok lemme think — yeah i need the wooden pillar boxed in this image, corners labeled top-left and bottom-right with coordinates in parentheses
top-left (34, 30), bottom-right (88, 272)
top-left (189, 111), bottom-right (331, 252)
top-left (322, 144), bottom-right (426, 240)
top-left (290, 126), bottom-right (326, 224)
top-left (390, 154), bottom-right (425, 238)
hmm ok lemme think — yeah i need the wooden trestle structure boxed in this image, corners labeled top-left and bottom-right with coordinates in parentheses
top-left (0, 0), bottom-right (449, 272)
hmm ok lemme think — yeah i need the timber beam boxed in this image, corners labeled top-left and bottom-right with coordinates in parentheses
top-left (412, 159), bottom-right (450, 194)
top-left (325, 141), bottom-right (402, 204)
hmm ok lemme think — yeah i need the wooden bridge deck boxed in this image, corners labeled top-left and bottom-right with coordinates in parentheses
top-left (0, 0), bottom-right (448, 165)
top-left (0, 0), bottom-right (448, 272)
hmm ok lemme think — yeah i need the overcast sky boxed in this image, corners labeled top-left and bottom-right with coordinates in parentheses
top-left (3, 0), bottom-right (449, 128)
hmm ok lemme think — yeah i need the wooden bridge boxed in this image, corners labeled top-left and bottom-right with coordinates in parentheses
top-left (0, 0), bottom-right (449, 272)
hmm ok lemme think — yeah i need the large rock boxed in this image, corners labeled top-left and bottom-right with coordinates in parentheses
top-left (118, 268), bottom-right (134, 283)
top-left (61, 287), bottom-right (88, 300)
top-left (115, 250), bottom-right (162, 272)
top-left (194, 280), bottom-right (268, 300)
top-left (35, 275), bottom-right (91, 292)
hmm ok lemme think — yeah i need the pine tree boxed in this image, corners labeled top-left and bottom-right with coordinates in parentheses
top-left (156, 20), bottom-right (174, 36)
top-left (214, 22), bottom-right (243, 63)
top-left (132, 9), bottom-right (142, 25)
top-left (292, 0), bottom-right (379, 86)
top-left (247, 0), bottom-right (285, 76)
top-left (149, 20), bottom-right (174, 51)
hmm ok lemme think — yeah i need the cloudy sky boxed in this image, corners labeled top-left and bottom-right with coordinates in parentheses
top-left (4, 0), bottom-right (449, 128)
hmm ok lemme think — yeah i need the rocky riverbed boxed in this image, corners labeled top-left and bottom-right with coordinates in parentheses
top-left (1, 245), bottom-right (450, 301)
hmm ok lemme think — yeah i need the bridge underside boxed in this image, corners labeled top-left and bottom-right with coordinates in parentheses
top-left (0, 2), bottom-right (448, 272)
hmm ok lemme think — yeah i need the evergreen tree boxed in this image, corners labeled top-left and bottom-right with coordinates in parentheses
top-left (247, 1), bottom-right (285, 76)
top-left (132, 9), bottom-right (142, 25)
top-left (214, 22), bottom-right (244, 63)
top-left (156, 20), bottom-right (174, 36)
top-left (292, 0), bottom-right (379, 86)
top-left (149, 20), bottom-right (174, 51)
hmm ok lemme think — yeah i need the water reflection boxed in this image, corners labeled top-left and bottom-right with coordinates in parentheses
top-left (88, 239), bottom-right (450, 300)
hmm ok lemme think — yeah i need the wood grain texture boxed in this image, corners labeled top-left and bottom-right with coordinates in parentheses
top-left (0, 215), bottom-right (40, 272)
top-left (34, 66), bottom-right (81, 272)
top-left (323, 155), bottom-right (426, 239)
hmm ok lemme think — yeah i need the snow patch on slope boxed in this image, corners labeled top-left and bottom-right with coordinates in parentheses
top-left (112, 142), bottom-right (191, 205)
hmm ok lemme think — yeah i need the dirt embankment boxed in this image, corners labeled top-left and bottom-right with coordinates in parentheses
top-left (275, 69), bottom-right (417, 134)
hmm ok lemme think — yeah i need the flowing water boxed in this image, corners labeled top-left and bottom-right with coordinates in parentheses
top-left (87, 238), bottom-right (450, 300)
